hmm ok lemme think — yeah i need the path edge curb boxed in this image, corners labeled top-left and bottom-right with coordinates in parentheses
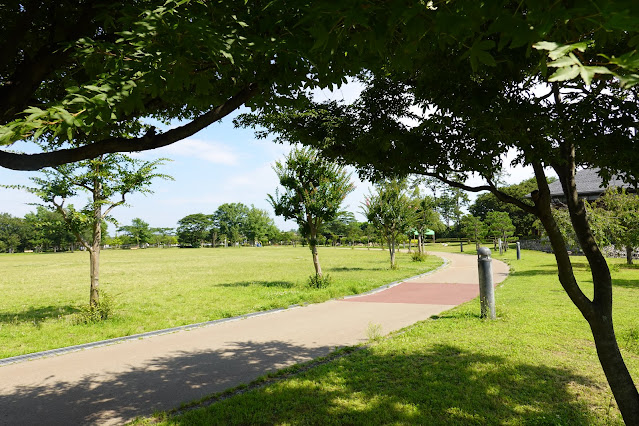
top-left (0, 253), bottom-right (451, 366)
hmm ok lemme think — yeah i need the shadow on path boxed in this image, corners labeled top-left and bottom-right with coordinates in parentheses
top-left (0, 340), bottom-right (333, 425)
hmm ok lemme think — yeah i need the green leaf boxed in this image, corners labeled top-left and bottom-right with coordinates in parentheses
top-left (547, 54), bottom-right (580, 68)
top-left (477, 51), bottom-right (497, 67)
top-left (548, 65), bottom-right (580, 82)
top-left (532, 41), bottom-right (559, 52)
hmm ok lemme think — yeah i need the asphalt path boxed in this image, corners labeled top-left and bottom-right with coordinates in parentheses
top-left (0, 251), bottom-right (509, 425)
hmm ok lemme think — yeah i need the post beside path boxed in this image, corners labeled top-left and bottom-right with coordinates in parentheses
top-left (477, 247), bottom-right (496, 320)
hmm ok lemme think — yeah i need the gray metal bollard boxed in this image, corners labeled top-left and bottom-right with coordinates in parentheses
top-left (516, 242), bottom-right (521, 260)
top-left (477, 247), bottom-right (496, 319)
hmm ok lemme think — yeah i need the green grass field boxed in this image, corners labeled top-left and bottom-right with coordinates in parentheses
top-left (138, 247), bottom-right (639, 425)
top-left (0, 246), bottom-right (441, 358)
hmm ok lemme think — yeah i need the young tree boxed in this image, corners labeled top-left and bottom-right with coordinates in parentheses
top-left (485, 212), bottom-right (515, 252)
top-left (413, 195), bottom-right (443, 254)
top-left (438, 183), bottom-right (470, 232)
top-left (269, 147), bottom-right (354, 277)
top-left (176, 214), bottom-right (212, 248)
top-left (363, 179), bottom-right (416, 269)
top-left (460, 215), bottom-right (487, 250)
top-left (13, 156), bottom-right (169, 307)
top-left (119, 218), bottom-right (154, 248)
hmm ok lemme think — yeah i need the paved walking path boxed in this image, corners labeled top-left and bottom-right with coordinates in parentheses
top-left (0, 252), bottom-right (508, 425)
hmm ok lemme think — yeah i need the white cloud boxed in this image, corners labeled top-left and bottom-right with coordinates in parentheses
top-left (151, 138), bottom-right (239, 165)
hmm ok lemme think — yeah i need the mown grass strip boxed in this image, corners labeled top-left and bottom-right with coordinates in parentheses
top-left (0, 246), bottom-right (440, 358)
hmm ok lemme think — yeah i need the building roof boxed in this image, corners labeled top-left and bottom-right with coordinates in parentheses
top-left (547, 168), bottom-right (632, 199)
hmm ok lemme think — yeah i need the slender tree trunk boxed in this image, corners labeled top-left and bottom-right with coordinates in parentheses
top-left (89, 182), bottom-right (102, 307)
top-left (626, 246), bottom-right (633, 265)
top-left (388, 232), bottom-right (396, 268)
top-left (418, 233), bottom-right (423, 254)
top-left (309, 227), bottom-right (322, 277)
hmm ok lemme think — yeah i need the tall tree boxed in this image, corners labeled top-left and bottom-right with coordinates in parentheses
top-left (269, 147), bottom-right (354, 277)
top-left (13, 155), bottom-right (169, 306)
top-left (244, 206), bottom-right (277, 246)
top-left (176, 214), bottom-right (212, 248)
top-left (0, 213), bottom-right (29, 253)
top-left (23, 207), bottom-right (77, 253)
top-left (363, 179), bottom-right (416, 269)
top-left (214, 203), bottom-right (250, 246)
top-left (119, 218), bottom-right (154, 248)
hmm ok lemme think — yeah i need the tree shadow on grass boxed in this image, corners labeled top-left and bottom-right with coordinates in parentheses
top-left (0, 340), bottom-right (335, 425)
top-left (0, 305), bottom-right (78, 325)
top-left (216, 280), bottom-right (296, 288)
top-left (169, 344), bottom-right (604, 425)
top-left (328, 266), bottom-right (373, 272)
top-left (612, 279), bottom-right (639, 290)
top-left (510, 268), bottom-right (558, 277)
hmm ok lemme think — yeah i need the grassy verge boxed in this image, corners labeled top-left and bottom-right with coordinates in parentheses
top-left (137, 248), bottom-right (639, 425)
top-left (0, 246), bottom-right (440, 358)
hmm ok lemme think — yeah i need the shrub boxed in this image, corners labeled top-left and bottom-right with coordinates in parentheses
top-left (73, 292), bottom-right (114, 324)
top-left (411, 252), bottom-right (427, 262)
top-left (308, 273), bottom-right (332, 289)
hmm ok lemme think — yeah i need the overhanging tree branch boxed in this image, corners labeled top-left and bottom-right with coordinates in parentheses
top-left (0, 84), bottom-right (259, 171)
top-left (409, 168), bottom-right (537, 215)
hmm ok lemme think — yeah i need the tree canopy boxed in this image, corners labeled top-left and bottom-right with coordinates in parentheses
top-left (239, 2), bottom-right (639, 420)
top-left (0, 0), bottom-right (363, 170)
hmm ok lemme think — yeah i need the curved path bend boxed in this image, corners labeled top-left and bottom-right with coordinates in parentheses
top-left (0, 252), bottom-right (508, 425)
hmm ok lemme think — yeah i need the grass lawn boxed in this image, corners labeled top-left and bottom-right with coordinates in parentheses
top-left (139, 246), bottom-right (639, 425)
top-left (0, 246), bottom-right (441, 358)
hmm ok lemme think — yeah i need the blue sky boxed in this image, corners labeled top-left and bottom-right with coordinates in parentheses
top-left (0, 84), bottom-right (537, 234)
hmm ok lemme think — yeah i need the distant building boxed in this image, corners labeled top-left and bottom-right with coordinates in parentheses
top-left (547, 168), bottom-right (634, 202)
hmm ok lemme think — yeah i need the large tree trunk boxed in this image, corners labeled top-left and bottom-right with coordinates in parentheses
top-left (529, 155), bottom-right (639, 423)
top-left (627, 246), bottom-right (633, 265)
